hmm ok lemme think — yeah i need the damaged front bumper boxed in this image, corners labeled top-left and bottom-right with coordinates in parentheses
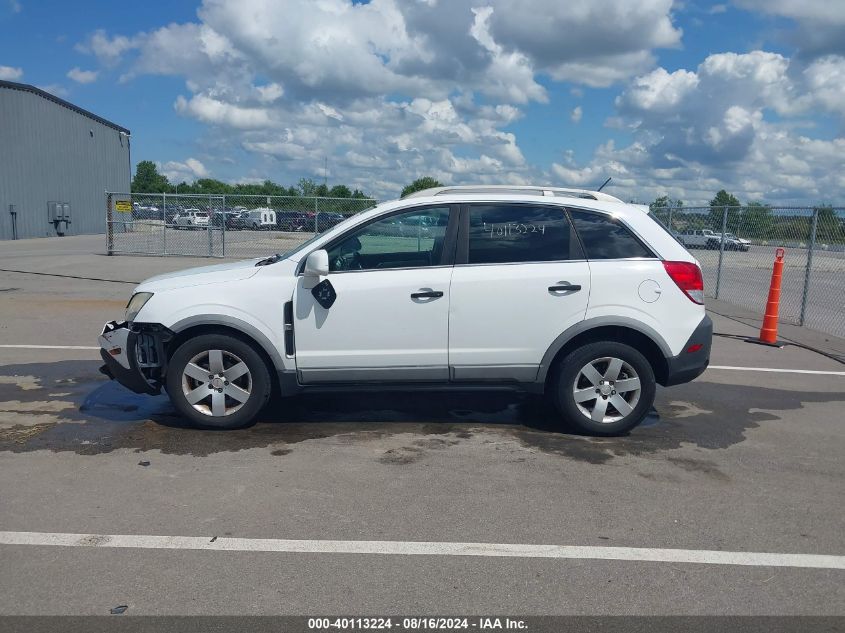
top-left (98, 321), bottom-right (172, 395)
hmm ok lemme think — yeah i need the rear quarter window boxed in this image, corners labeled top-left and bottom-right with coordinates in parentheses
top-left (568, 210), bottom-right (654, 259)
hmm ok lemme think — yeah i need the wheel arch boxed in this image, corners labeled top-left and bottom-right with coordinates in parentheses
top-left (166, 316), bottom-right (284, 379)
top-left (539, 318), bottom-right (671, 390)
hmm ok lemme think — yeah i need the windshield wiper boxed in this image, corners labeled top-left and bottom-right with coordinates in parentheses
top-left (255, 253), bottom-right (283, 266)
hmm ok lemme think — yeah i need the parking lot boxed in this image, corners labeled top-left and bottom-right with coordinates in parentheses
top-left (0, 235), bottom-right (843, 617)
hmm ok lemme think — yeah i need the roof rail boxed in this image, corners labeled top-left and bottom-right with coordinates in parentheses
top-left (404, 184), bottom-right (623, 203)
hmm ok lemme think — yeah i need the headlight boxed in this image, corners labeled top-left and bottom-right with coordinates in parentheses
top-left (125, 292), bottom-right (153, 322)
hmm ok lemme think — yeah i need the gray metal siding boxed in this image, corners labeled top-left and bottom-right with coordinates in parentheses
top-left (0, 87), bottom-right (130, 240)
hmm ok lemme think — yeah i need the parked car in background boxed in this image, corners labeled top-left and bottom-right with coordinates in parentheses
top-left (244, 208), bottom-right (276, 230)
top-left (301, 211), bottom-right (346, 232)
top-left (211, 211), bottom-right (247, 230)
top-left (678, 229), bottom-right (719, 249)
top-left (723, 232), bottom-right (750, 251)
top-left (99, 184), bottom-right (711, 436)
top-left (173, 209), bottom-right (209, 229)
top-left (226, 211), bottom-right (251, 231)
top-left (678, 229), bottom-right (748, 251)
top-left (276, 210), bottom-right (310, 232)
top-left (132, 203), bottom-right (161, 220)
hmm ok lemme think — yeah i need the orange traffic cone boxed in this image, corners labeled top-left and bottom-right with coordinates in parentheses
top-left (747, 248), bottom-right (786, 347)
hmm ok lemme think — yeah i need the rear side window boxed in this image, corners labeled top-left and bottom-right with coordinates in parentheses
top-left (467, 204), bottom-right (577, 264)
top-left (569, 210), bottom-right (653, 259)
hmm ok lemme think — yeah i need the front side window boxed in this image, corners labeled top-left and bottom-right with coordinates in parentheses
top-left (327, 207), bottom-right (451, 271)
top-left (467, 204), bottom-right (575, 264)
top-left (569, 210), bottom-right (653, 259)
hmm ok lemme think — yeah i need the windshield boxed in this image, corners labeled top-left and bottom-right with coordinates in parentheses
top-left (268, 207), bottom-right (376, 263)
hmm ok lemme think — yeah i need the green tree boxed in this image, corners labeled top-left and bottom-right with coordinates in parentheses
top-left (329, 184), bottom-right (352, 198)
top-left (649, 195), bottom-right (683, 211)
top-left (815, 205), bottom-right (843, 243)
top-left (401, 176), bottom-right (443, 198)
top-left (191, 178), bottom-right (232, 194)
top-left (131, 160), bottom-right (171, 193)
top-left (741, 201), bottom-right (773, 239)
top-left (298, 178), bottom-right (318, 197)
top-left (708, 189), bottom-right (741, 232)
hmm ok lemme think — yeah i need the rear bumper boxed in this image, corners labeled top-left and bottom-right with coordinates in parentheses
top-left (661, 314), bottom-right (712, 386)
top-left (98, 321), bottom-right (171, 395)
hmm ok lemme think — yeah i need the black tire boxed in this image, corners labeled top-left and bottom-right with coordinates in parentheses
top-left (551, 341), bottom-right (656, 436)
top-left (166, 333), bottom-right (272, 429)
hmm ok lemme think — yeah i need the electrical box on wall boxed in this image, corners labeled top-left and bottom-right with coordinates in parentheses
top-left (47, 201), bottom-right (71, 236)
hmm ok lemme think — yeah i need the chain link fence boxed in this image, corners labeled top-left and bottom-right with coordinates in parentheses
top-left (107, 194), bottom-right (844, 338)
top-left (651, 206), bottom-right (845, 338)
top-left (106, 192), bottom-right (377, 259)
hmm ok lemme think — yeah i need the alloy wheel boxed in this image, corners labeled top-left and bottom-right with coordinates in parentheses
top-left (572, 356), bottom-right (641, 423)
top-left (181, 349), bottom-right (252, 417)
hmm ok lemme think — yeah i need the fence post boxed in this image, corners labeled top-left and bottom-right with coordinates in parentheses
top-left (715, 206), bottom-right (728, 299)
top-left (162, 192), bottom-right (167, 255)
top-left (799, 208), bottom-right (819, 326)
top-left (106, 192), bottom-right (114, 255)
top-left (221, 194), bottom-right (226, 258)
top-left (208, 195), bottom-right (213, 256)
top-left (668, 206), bottom-right (673, 233)
top-left (314, 197), bottom-right (319, 236)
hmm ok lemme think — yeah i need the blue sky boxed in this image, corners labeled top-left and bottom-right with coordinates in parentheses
top-left (1, 0), bottom-right (843, 204)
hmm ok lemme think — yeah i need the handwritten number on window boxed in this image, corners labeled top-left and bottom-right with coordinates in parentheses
top-left (483, 222), bottom-right (546, 238)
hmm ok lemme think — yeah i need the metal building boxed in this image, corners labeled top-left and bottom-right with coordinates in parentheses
top-left (0, 80), bottom-right (130, 240)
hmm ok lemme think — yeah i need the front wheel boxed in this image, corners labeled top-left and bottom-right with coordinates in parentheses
top-left (166, 333), bottom-right (272, 429)
top-left (551, 341), bottom-right (656, 436)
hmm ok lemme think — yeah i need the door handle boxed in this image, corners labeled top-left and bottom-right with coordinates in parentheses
top-left (548, 283), bottom-right (581, 293)
top-left (411, 290), bottom-right (444, 299)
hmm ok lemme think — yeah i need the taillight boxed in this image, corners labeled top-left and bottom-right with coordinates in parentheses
top-left (663, 261), bottom-right (704, 304)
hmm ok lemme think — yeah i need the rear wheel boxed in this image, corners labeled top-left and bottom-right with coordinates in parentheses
top-left (551, 341), bottom-right (655, 436)
top-left (166, 333), bottom-right (271, 429)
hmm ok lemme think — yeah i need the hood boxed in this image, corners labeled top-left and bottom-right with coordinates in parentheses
top-left (136, 258), bottom-right (263, 292)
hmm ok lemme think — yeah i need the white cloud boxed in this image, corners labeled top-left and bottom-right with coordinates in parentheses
top-left (76, 29), bottom-right (135, 66)
top-left (160, 158), bottom-right (210, 183)
top-left (66, 67), bottom-right (98, 84)
top-left (71, 1), bottom-right (843, 203)
top-left (553, 50), bottom-right (845, 204)
top-left (803, 55), bottom-right (845, 116)
top-left (8, 0), bottom-right (21, 14)
top-left (708, 4), bottom-right (727, 14)
top-left (0, 65), bottom-right (22, 80)
top-left (174, 94), bottom-right (275, 129)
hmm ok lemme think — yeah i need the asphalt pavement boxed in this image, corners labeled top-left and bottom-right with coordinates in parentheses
top-left (0, 236), bottom-right (843, 618)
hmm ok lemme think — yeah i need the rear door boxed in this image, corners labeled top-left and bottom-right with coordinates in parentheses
top-left (448, 203), bottom-right (590, 382)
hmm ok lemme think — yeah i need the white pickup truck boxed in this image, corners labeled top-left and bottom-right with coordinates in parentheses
top-left (678, 229), bottom-right (749, 251)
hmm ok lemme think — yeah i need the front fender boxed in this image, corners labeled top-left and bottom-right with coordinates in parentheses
top-left (164, 309), bottom-right (288, 372)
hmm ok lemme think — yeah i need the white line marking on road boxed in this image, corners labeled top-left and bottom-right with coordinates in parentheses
top-left (0, 531), bottom-right (842, 569)
top-left (0, 345), bottom-right (99, 350)
top-left (709, 365), bottom-right (845, 376)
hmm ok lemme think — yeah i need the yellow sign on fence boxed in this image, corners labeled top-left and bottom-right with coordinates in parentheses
top-left (114, 201), bottom-right (132, 212)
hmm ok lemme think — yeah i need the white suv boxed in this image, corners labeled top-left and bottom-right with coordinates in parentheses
top-left (99, 186), bottom-right (712, 435)
top-left (173, 209), bottom-right (210, 229)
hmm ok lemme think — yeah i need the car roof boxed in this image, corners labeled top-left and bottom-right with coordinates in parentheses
top-left (404, 184), bottom-right (624, 203)
top-left (372, 192), bottom-right (647, 220)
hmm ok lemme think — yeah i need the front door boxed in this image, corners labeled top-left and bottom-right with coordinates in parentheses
top-left (448, 203), bottom-right (591, 382)
top-left (293, 205), bottom-right (456, 383)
